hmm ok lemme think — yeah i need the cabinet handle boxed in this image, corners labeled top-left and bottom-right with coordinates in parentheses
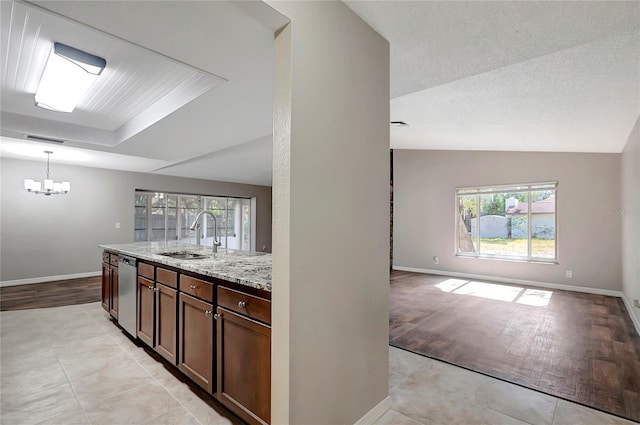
top-left (237, 301), bottom-right (247, 308)
top-left (148, 285), bottom-right (153, 290)
top-left (205, 310), bottom-right (212, 316)
top-left (190, 285), bottom-right (197, 290)
top-left (213, 312), bottom-right (222, 320)
top-left (153, 287), bottom-right (159, 292)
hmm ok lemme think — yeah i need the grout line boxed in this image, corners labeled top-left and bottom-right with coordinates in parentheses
top-left (551, 398), bottom-right (559, 425)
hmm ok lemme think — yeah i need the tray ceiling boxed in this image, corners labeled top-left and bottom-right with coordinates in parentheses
top-left (1, 1), bottom-right (224, 146)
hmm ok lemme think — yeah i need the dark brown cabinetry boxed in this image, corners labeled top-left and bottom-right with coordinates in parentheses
top-left (216, 286), bottom-right (271, 425)
top-left (137, 263), bottom-right (179, 365)
top-left (179, 292), bottom-right (214, 392)
top-left (101, 252), bottom-right (118, 319)
top-left (137, 276), bottom-right (155, 346)
top-left (155, 283), bottom-right (178, 364)
top-left (101, 251), bottom-right (272, 424)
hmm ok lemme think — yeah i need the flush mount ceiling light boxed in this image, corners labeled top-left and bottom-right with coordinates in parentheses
top-left (24, 150), bottom-right (70, 195)
top-left (34, 42), bottom-right (106, 113)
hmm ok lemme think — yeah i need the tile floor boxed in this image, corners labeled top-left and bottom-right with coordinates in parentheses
top-left (0, 302), bottom-right (636, 425)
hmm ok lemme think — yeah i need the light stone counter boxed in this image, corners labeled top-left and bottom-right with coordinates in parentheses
top-left (99, 242), bottom-right (271, 292)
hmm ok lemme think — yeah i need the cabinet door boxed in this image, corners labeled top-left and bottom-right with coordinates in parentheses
top-left (137, 276), bottom-right (154, 347)
top-left (109, 266), bottom-right (119, 320)
top-left (155, 283), bottom-right (177, 365)
top-left (179, 293), bottom-right (213, 393)
top-left (216, 307), bottom-right (271, 425)
top-left (101, 262), bottom-right (110, 312)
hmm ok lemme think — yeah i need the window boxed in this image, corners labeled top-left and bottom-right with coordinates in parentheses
top-left (456, 182), bottom-right (557, 262)
top-left (134, 191), bottom-right (254, 251)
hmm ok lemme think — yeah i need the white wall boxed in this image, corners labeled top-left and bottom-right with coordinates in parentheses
top-left (394, 150), bottom-right (622, 291)
top-left (0, 157), bottom-right (272, 282)
top-left (269, 2), bottom-right (390, 423)
top-left (621, 117), bottom-right (640, 326)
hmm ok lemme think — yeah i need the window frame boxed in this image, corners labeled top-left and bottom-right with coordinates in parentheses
top-left (134, 190), bottom-right (254, 251)
top-left (454, 181), bottom-right (558, 264)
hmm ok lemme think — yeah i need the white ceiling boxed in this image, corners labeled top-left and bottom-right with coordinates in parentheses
top-left (0, 0), bottom-right (284, 186)
top-left (346, 0), bottom-right (640, 153)
top-left (1, 1), bottom-right (224, 146)
top-left (1, 1), bottom-right (638, 187)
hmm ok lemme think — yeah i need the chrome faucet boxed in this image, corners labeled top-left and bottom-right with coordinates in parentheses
top-left (190, 211), bottom-right (222, 254)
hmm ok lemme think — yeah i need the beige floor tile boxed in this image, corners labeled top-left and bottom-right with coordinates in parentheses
top-left (407, 358), bottom-right (494, 397)
top-left (552, 399), bottom-right (635, 425)
top-left (390, 374), bottom-right (530, 425)
top-left (0, 311), bottom-right (42, 334)
top-left (473, 378), bottom-right (557, 425)
top-left (374, 408), bottom-right (428, 425)
top-left (70, 360), bottom-right (154, 407)
top-left (35, 408), bottom-right (90, 425)
top-left (0, 327), bottom-right (49, 353)
top-left (57, 346), bottom-right (132, 381)
top-left (182, 396), bottom-right (239, 425)
top-left (390, 346), bottom-right (428, 378)
top-left (0, 382), bottom-right (84, 425)
top-left (84, 381), bottom-right (180, 425)
top-left (1, 361), bottom-right (70, 399)
top-left (45, 321), bottom-right (105, 345)
top-left (155, 371), bottom-right (201, 404)
top-left (1, 345), bottom-right (59, 375)
top-left (141, 405), bottom-right (202, 425)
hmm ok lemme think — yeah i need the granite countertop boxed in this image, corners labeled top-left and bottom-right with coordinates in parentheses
top-left (99, 242), bottom-right (272, 292)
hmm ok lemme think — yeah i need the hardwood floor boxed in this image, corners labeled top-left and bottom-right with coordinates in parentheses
top-left (0, 276), bottom-right (101, 311)
top-left (390, 270), bottom-right (640, 423)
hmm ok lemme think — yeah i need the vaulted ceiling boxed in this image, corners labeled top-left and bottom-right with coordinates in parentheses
top-left (1, 1), bottom-right (638, 186)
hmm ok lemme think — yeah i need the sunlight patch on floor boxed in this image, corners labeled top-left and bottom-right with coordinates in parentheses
top-left (516, 288), bottom-right (553, 307)
top-left (453, 281), bottom-right (524, 302)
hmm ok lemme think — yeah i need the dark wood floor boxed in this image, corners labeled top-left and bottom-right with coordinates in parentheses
top-left (0, 276), bottom-right (101, 311)
top-left (390, 270), bottom-right (640, 422)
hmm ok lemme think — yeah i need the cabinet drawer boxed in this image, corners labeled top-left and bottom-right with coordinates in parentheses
top-left (109, 254), bottom-right (119, 267)
top-left (138, 262), bottom-right (154, 280)
top-left (102, 252), bottom-right (110, 264)
top-left (218, 286), bottom-right (271, 325)
top-left (180, 275), bottom-right (213, 303)
top-left (156, 267), bottom-right (177, 289)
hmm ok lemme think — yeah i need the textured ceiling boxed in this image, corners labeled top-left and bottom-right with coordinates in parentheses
top-left (347, 0), bottom-right (640, 153)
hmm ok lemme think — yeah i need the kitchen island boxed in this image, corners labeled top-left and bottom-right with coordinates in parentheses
top-left (100, 241), bottom-right (271, 425)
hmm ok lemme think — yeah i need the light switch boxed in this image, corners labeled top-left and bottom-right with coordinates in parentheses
top-left (115, 222), bottom-right (121, 229)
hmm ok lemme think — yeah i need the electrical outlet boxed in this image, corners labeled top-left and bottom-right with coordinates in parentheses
top-left (565, 270), bottom-right (572, 278)
top-left (115, 222), bottom-right (120, 229)
top-left (634, 299), bottom-right (640, 309)
top-left (433, 256), bottom-right (439, 265)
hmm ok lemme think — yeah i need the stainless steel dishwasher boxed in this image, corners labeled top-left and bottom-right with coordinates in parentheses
top-left (118, 255), bottom-right (137, 337)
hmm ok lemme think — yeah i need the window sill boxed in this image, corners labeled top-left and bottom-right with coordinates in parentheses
top-left (456, 254), bottom-right (558, 265)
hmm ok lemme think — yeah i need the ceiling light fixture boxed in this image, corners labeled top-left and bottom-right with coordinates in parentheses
top-left (34, 42), bottom-right (106, 113)
top-left (24, 151), bottom-right (70, 195)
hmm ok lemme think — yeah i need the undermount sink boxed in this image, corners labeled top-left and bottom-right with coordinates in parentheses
top-left (157, 251), bottom-right (209, 260)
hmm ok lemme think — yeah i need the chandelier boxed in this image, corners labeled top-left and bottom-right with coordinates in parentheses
top-left (24, 151), bottom-right (70, 195)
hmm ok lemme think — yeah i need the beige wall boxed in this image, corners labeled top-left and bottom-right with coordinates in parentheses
top-left (0, 157), bottom-right (272, 282)
top-left (621, 118), bottom-right (640, 325)
top-left (269, 1), bottom-right (390, 423)
top-left (393, 150), bottom-right (622, 291)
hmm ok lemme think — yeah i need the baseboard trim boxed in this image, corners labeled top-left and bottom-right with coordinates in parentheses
top-left (621, 294), bottom-right (640, 337)
top-left (0, 271), bottom-right (101, 288)
top-left (392, 266), bottom-right (624, 298)
top-left (353, 396), bottom-right (391, 425)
